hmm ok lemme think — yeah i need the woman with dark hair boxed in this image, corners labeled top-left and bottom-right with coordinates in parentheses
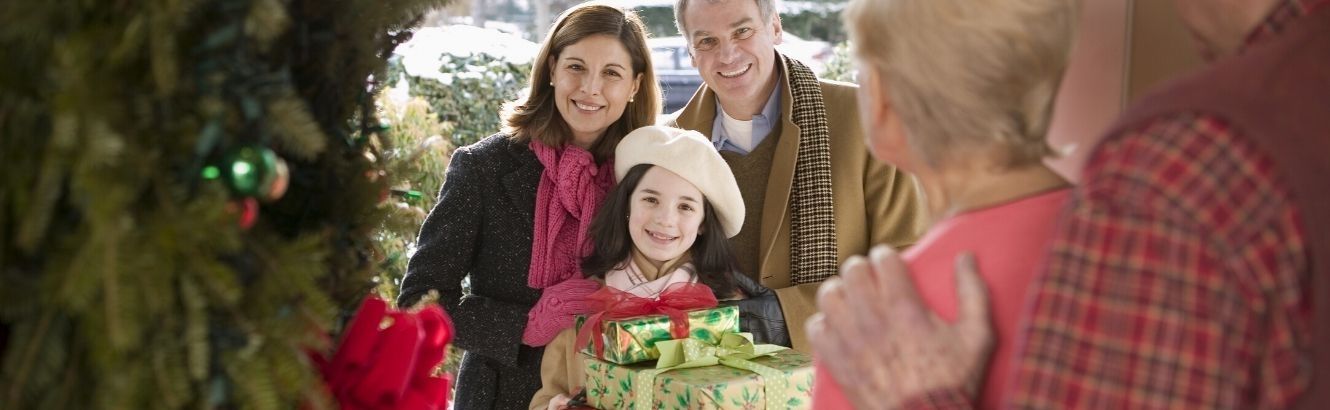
top-left (396, 3), bottom-right (661, 408)
top-left (531, 125), bottom-right (757, 409)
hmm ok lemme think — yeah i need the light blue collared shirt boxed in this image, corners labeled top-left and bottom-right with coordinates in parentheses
top-left (710, 75), bottom-right (782, 155)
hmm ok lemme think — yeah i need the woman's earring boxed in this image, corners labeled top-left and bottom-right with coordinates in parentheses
top-left (549, 81), bottom-right (554, 86)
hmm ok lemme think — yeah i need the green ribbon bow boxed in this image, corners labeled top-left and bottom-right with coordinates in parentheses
top-left (632, 333), bottom-right (790, 409)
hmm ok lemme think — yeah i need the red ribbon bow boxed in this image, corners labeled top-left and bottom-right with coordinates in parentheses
top-left (574, 282), bottom-right (718, 358)
top-left (316, 295), bottom-right (455, 410)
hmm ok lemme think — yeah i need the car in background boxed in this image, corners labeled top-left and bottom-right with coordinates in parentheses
top-left (777, 32), bottom-right (835, 74)
top-left (649, 36), bottom-right (703, 113)
top-left (648, 34), bottom-right (834, 113)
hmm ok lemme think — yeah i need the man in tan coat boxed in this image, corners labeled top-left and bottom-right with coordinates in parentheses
top-left (665, 0), bottom-right (925, 351)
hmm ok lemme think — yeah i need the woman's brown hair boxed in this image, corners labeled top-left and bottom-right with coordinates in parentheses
top-left (503, 3), bottom-right (661, 162)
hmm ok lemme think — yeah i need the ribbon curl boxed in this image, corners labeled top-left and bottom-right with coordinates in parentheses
top-left (634, 333), bottom-right (791, 410)
top-left (573, 282), bottom-right (718, 360)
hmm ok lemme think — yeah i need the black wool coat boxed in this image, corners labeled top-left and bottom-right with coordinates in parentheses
top-left (399, 133), bottom-right (546, 410)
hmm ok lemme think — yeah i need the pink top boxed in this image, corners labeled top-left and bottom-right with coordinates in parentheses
top-left (812, 188), bottom-right (1071, 409)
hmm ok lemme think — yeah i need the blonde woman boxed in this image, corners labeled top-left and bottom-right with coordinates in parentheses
top-left (811, 0), bottom-right (1078, 408)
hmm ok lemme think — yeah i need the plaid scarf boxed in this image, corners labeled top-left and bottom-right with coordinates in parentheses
top-left (782, 54), bottom-right (839, 285)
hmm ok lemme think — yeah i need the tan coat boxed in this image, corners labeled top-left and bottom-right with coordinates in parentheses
top-left (664, 62), bottom-right (926, 352)
top-left (530, 328), bottom-right (582, 410)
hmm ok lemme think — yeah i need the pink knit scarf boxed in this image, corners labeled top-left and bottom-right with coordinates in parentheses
top-left (522, 141), bottom-right (614, 346)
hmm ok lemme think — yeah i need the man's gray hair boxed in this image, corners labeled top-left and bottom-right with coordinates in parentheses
top-left (674, 0), bottom-right (777, 40)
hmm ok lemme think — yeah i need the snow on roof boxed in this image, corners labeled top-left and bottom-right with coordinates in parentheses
top-left (605, 0), bottom-right (842, 15)
top-left (394, 25), bottom-right (539, 83)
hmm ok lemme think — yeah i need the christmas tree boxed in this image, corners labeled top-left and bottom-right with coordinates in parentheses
top-left (1, 0), bottom-right (450, 407)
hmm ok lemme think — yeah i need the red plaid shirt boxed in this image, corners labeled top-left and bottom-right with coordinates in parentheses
top-left (904, 1), bottom-right (1323, 408)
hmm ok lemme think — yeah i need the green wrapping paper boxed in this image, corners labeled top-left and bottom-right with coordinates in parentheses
top-left (582, 346), bottom-right (815, 409)
top-left (575, 305), bottom-right (739, 365)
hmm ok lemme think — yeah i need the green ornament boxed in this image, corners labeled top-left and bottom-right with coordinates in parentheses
top-left (223, 145), bottom-right (278, 197)
top-left (201, 165), bottom-right (221, 180)
top-left (392, 189), bottom-right (423, 202)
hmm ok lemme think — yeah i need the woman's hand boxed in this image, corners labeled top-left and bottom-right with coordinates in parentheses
top-left (809, 245), bottom-right (994, 409)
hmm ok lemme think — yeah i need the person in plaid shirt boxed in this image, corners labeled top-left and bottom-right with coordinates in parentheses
top-left (808, 0), bottom-right (1330, 408)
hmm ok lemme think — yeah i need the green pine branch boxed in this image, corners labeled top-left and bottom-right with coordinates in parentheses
top-left (1, 0), bottom-right (453, 408)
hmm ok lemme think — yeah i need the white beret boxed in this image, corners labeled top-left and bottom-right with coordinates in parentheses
top-left (615, 126), bottom-right (745, 238)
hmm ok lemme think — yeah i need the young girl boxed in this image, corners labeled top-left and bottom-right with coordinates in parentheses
top-left (530, 125), bottom-right (750, 410)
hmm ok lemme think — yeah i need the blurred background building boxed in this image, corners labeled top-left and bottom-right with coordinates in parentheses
top-left (408, 0), bottom-right (843, 113)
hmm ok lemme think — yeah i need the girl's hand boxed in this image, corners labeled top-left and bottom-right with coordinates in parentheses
top-left (547, 394), bottom-right (572, 410)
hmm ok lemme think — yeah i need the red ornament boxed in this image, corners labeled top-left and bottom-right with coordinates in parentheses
top-left (226, 198), bottom-right (261, 230)
top-left (261, 158), bottom-right (290, 202)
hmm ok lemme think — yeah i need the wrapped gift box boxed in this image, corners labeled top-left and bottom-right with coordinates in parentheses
top-left (582, 347), bottom-right (814, 409)
top-left (575, 305), bottom-right (739, 365)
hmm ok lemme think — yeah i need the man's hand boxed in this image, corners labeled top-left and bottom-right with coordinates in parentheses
top-left (722, 271), bottom-right (792, 347)
top-left (807, 245), bottom-right (994, 409)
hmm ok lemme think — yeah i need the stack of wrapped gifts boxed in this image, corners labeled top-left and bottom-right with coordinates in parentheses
top-left (573, 292), bottom-right (814, 409)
